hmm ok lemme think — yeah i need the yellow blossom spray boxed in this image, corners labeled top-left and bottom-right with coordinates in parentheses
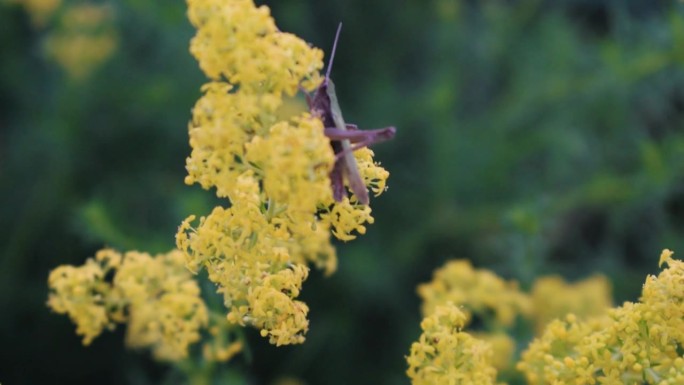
top-left (47, 0), bottom-right (395, 374)
top-left (177, 0), bottom-right (394, 347)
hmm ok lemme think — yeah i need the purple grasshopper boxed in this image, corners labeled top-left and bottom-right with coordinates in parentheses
top-left (305, 23), bottom-right (396, 205)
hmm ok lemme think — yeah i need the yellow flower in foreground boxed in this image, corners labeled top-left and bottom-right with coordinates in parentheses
top-left (48, 249), bottom-right (208, 361)
top-left (406, 304), bottom-right (498, 385)
top-left (518, 249), bottom-right (684, 385)
top-left (516, 314), bottom-right (611, 384)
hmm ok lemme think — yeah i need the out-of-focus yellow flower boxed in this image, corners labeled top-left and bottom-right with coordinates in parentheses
top-left (474, 331), bottom-right (517, 371)
top-left (48, 249), bottom-right (208, 362)
top-left (659, 248), bottom-right (674, 267)
top-left (47, 249), bottom-right (120, 345)
top-left (9, 0), bottom-right (61, 27)
top-left (530, 274), bottom-right (612, 333)
top-left (417, 259), bottom-right (532, 328)
top-left (517, 249), bottom-right (684, 385)
top-left (433, 0), bottom-right (459, 22)
top-left (406, 304), bottom-right (498, 385)
top-left (43, 3), bottom-right (117, 80)
top-left (114, 250), bottom-right (208, 361)
top-left (178, 0), bottom-right (391, 346)
top-left (203, 340), bottom-right (243, 363)
top-left (275, 96), bottom-right (309, 121)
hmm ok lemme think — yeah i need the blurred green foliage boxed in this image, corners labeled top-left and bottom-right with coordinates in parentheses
top-left (2, 0), bottom-right (684, 384)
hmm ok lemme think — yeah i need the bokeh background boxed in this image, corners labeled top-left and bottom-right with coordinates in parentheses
top-left (2, 0), bottom-right (684, 384)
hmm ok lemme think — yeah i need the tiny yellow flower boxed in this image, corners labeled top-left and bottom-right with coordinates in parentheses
top-left (659, 248), bottom-right (674, 267)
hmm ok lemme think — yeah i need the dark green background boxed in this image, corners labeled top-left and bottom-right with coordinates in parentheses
top-left (2, 1), bottom-right (684, 384)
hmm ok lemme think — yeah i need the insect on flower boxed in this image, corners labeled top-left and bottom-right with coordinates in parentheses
top-left (305, 23), bottom-right (396, 205)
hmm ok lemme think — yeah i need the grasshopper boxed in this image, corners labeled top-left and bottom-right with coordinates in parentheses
top-left (306, 23), bottom-right (396, 205)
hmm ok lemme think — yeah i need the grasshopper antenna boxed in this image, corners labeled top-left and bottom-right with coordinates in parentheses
top-left (310, 22), bottom-right (342, 102)
top-left (325, 22), bottom-right (343, 81)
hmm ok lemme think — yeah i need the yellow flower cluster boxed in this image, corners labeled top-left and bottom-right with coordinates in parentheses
top-left (354, 147), bottom-right (391, 198)
top-left (406, 304), bottom-right (498, 385)
top-left (415, 260), bottom-right (529, 376)
top-left (530, 274), bottom-right (612, 333)
top-left (47, 249), bottom-right (117, 345)
top-left (187, 0), bottom-right (322, 94)
top-left (47, 249), bottom-right (209, 361)
top-left (43, 3), bottom-right (117, 80)
top-left (417, 260), bottom-right (532, 329)
top-left (178, 0), bottom-right (389, 346)
top-left (517, 249), bottom-right (684, 385)
top-left (414, 260), bottom-right (618, 376)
